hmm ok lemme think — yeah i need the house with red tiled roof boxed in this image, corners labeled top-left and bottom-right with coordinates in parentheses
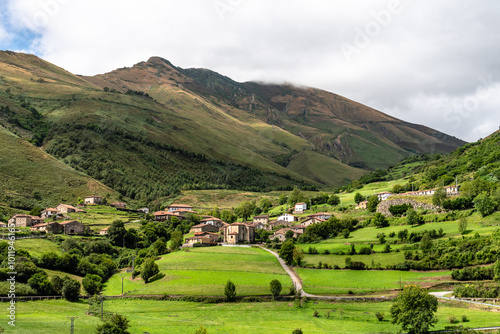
top-left (110, 202), bottom-right (127, 209)
top-left (184, 232), bottom-right (219, 246)
top-left (99, 226), bottom-right (110, 235)
top-left (153, 211), bottom-right (179, 222)
top-left (199, 217), bottom-right (225, 228)
top-left (190, 223), bottom-right (219, 233)
top-left (8, 214), bottom-right (43, 227)
top-left (30, 222), bottom-right (63, 233)
top-left (56, 204), bottom-right (85, 214)
top-left (167, 204), bottom-right (193, 213)
top-left (299, 216), bottom-right (325, 227)
top-left (253, 215), bottom-right (269, 225)
top-left (84, 196), bottom-right (103, 205)
top-left (41, 208), bottom-right (59, 219)
top-left (308, 212), bottom-right (332, 220)
top-left (294, 202), bottom-right (307, 214)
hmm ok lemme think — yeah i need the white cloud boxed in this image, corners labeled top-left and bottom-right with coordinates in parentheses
top-left (3, 0), bottom-right (500, 142)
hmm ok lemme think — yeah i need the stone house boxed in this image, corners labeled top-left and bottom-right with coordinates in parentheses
top-left (356, 201), bottom-right (368, 210)
top-left (271, 228), bottom-right (289, 242)
top-left (8, 214), bottom-right (43, 227)
top-left (110, 202), bottom-right (127, 209)
top-left (30, 222), bottom-right (63, 233)
top-left (268, 220), bottom-right (294, 230)
top-left (60, 220), bottom-right (85, 234)
top-left (184, 232), bottom-right (219, 246)
top-left (84, 196), bottom-right (102, 205)
top-left (223, 223), bottom-right (255, 244)
top-left (56, 204), bottom-right (84, 214)
top-left (199, 217), bottom-right (225, 228)
top-left (190, 223), bottom-right (219, 233)
top-left (299, 217), bottom-right (325, 227)
top-left (253, 214), bottom-right (269, 225)
top-left (153, 211), bottom-right (179, 222)
top-left (290, 225), bottom-right (306, 236)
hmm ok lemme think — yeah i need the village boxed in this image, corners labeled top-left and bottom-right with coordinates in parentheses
top-left (4, 184), bottom-right (461, 246)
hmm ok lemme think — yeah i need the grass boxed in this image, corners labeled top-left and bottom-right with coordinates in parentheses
top-left (297, 269), bottom-right (452, 295)
top-left (302, 252), bottom-right (406, 269)
top-left (103, 246), bottom-right (292, 296)
top-left (66, 205), bottom-right (142, 232)
top-left (16, 238), bottom-right (62, 257)
top-left (13, 298), bottom-right (500, 333)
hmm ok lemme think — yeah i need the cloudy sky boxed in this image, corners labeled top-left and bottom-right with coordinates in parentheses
top-left (1, 0), bottom-right (499, 142)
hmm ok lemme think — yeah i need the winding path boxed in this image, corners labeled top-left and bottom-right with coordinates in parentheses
top-left (430, 291), bottom-right (500, 308)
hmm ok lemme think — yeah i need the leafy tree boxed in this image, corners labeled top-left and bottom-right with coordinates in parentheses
top-left (169, 230), bottom-right (183, 250)
top-left (406, 208), bottom-right (422, 226)
top-left (151, 239), bottom-right (167, 255)
top-left (29, 206), bottom-right (42, 217)
top-left (458, 217), bottom-right (468, 235)
top-left (432, 187), bottom-right (447, 206)
top-left (141, 257), bottom-right (159, 283)
top-left (390, 285), bottom-right (438, 334)
top-left (96, 314), bottom-right (130, 334)
top-left (82, 274), bottom-right (103, 295)
top-left (108, 220), bottom-right (127, 247)
top-left (270, 279), bottom-right (282, 299)
top-left (224, 280), bottom-right (236, 301)
top-left (420, 233), bottom-right (432, 254)
top-left (278, 194), bottom-right (288, 205)
top-left (327, 195), bottom-right (340, 206)
top-left (288, 187), bottom-right (306, 207)
top-left (354, 192), bottom-right (365, 204)
top-left (494, 259), bottom-right (500, 283)
top-left (372, 212), bottom-right (389, 228)
top-left (279, 240), bottom-right (295, 265)
top-left (474, 192), bottom-right (497, 217)
top-left (285, 230), bottom-right (294, 240)
top-left (377, 233), bottom-right (386, 245)
top-left (51, 276), bottom-right (64, 294)
top-left (293, 247), bottom-right (304, 266)
top-left (236, 201), bottom-right (256, 221)
top-left (342, 229), bottom-right (350, 239)
top-left (260, 198), bottom-right (272, 212)
top-left (62, 277), bottom-right (81, 302)
top-left (28, 272), bottom-right (53, 295)
top-left (366, 195), bottom-right (380, 213)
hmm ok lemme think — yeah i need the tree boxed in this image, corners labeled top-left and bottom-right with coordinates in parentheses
top-left (432, 187), bottom-right (447, 206)
top-left (62, 277), bottom-right (81, 302)
top-left (279, 240), bottom-right (295, 265)
top-left (420, 233), bottom-right (432, 254)
top-left (474, 192), bottom-right (497, 217)
top-left (270, 279), bottom-right (282, 299)
top-left (260, 198), bottom-right (272, 212)
top-left (372, 212), bottom-right (389, 228)
top-left (288, 187), bottom-right (306, 207)
top-left (141, 257), bottom-right (159, 283)
top-left (221, 209), bottom-right (236, 224)
top-left (354, 192), bottom-right (365, 204)
top-left (366, 195), bottom-right (380, 213)
top-left (96, 314), bottom-right (130, 334)
top-left (28, 272), bottom-right (53, 295)
top-left (327, 195), bottom-right (340, 206)
top-left (494, 259), bottom-right (500, 283)
top-left (406, 208), bottom-right (422, 226)
top-left (224, 280), bottom-right (236, 301)
top-left (278, 194), bottom-right (288, 205)
top-left (285, 230), bottom-right (294, 240)
top-left (342, 229), bottom-right (350, 239)
top-left (82, 274), bottom-right (103, 295)
top-left (108, 220), bottom-right (127, 247)
top-left (293, 247), bottom-right (304, 266)
top-left (458, 217), bottom-right (468, 235)
top-left (390, 285), bottom-right (438, 334)
top-left (292, 329), bottom-right (303, 334)
top-left (170, 230), bottom-right (183, 250)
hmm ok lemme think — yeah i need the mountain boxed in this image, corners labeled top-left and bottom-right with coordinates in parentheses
top-left (0, 51), bottom-right (465, 208)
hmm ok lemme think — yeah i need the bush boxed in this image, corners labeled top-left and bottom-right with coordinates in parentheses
top-left (375, 312), bottom-right (384, 321)
top-left (141, 257), bottom-right (159, 283)
top-left (82, 274), bottom-right (103, 295)
top-left (449, 316), bottom-right (459, 324)
top-left (270, 279), bottom-right (282, 300)
top-left (462, 315), bottom-right (469, 323)
top-left (62, 277), bottom-right (81, 301)
top-left (313, 310), bottom-right (319, 317)
top-left (224, 280), bottom-right (236, 301)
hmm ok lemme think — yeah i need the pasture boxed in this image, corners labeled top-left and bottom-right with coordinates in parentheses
top-left (11, 298), bottom-right (500, 334)
top-left (103, 246), bottom-right (292, 296)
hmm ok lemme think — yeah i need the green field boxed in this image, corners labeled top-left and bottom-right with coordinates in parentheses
top-left (12, 299), bottom-right (500, 334)
top-left (297, 269), bottom-right (452, 295)
top-left (103, 246), bottom-right (292, 296)
top-left (16, 238), bottom-right (62, 257)
top-left (66, 205), bottom-right (142, 232)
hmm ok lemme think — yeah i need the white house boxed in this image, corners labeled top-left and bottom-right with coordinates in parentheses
top-left (276, 213), bottom-right (297, 223)
top-left (376, 192), bottom-right (393, 201)
top-left (294, 202), bottom-right (307, 213)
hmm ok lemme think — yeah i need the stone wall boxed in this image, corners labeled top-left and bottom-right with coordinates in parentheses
top-left (377, 199), bottom-right (440, 216)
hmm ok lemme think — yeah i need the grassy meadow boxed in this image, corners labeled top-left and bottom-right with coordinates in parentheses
top-left (103, 246), bottom-right (292, 296)
top-left (11, 298), bottom-right (500, 334)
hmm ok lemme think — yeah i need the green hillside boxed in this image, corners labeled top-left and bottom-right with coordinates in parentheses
top-left (0, 124), bottom-right (115, 210)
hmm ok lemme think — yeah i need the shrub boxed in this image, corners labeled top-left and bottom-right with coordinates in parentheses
top-left (462, 315), bottom-right (469, 323)
top-left (375, 312), bottom-right (384, 321)
top-left (224, 280), bottom-right (236, 301)
top-left (313, 310), bottom-right (319, 317)
top-left (270, 279), bottom-right (282, 300)
top-left (62, 277), bottom-right (81, 302)
top-left (141, 257), bottom-right (159, 283)
top-left (449, 316), bottom-right (459, 324)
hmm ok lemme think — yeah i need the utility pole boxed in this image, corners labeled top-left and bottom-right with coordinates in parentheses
top-left (67, 317), bottom-right (78, 334)
top-left (100, 297), bottom-right (104, 320)
top-left (122, 276), bottom-right (124, 295)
